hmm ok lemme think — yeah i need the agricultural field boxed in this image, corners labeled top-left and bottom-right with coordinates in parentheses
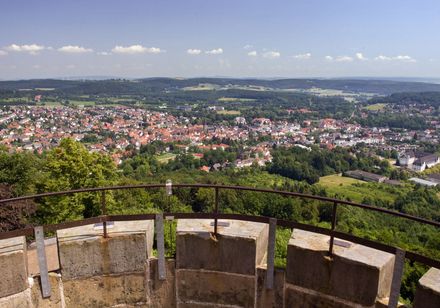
top-left (317, 174), bottom-right (405, 203)
top-left (217, 97), bottom-right (256, 102)
top-left (156, 153), bottom-right (177, 164)
top-left (364, 103), bottom-right (387, 111)
top-left (217, 110), bottom-right (240, 115)
top-left (68, 100), bottom-right (96, 106)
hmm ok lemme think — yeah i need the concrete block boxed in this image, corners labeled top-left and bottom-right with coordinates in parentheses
top-left (0, 236), bottom-right (28, 298)
top-left (256, 266), bottom-right (285, 308)
top-left (176, 269), bottom-right (255, 307)
top-left (27, 237), bottom-right (60, 276)
top-left (176, 219), bottom-right (268, 275)
top-left (0, 288), bottom-right (33, 308)
top-left (148, 258), bottom-right (176, 308)
top-left (30, 273), bottom-right (63, 308)
top-left (285, 284), bottom-right (366, 308)
top-left (57, 220), bottom-right (154, 279)
top-left (286, 229), bottom-right (394, 306)
top-left (413, 267), bottom-right (440, 308)
top-left (63, 272), bottom-right (147, 307)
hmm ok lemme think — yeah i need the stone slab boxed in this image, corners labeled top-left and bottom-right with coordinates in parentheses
top-left (63, 272), bottom-right (147, 307)
top-left (285, 283), bottom-right (375, 308)
top-left (27, 237), bottom-right (60, 276)
top-left (176, 219), bottom-right (268, 275)
top-left (0, 288), bottom-right (33, 308)
top-left (286, 229), bottom-right (394, 306)
top-left (176, 269), bottom-right (256, 307)
top-left (57, 220), bottom-right (154, 280)
top-left (413, 267), bottom-right (440, 308)
top-left (148, 258), bottom-right (176, 308)
top-left (0, 236), bottom-right (28, 298)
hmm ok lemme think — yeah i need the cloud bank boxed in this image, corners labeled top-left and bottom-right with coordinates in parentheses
top-left (112, 45), bottom-right (163, 54)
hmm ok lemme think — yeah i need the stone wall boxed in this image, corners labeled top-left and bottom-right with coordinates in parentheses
top-left (0, 219), bottom-right (439, 308)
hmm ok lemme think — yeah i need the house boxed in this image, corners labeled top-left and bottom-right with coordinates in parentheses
top-left (398, 151), bottom-right (440, 172)
top-left (345, 170), bottom-right (387, 183)
top-left (398, 151), bottom-right (415, 166)
top-left (199, 166), bottom-right (210, 172)
top-left (412, 154), bottom-right (440, 172)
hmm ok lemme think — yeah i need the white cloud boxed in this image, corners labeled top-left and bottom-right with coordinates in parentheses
top-left (0, 50), bottom-right (7, 56)
top-left (97, 51), bottom-right (111, 56)
top-left (58, 45), bottom-right (93, 53)
top-left (262, 51), bottom-right (281, 59)
top-left (111, 45), bottom-right (163, 54)
top-left (374, 55), bottom-right (416, 62)
top-left (243, 44), bottom-right (253, 50)
top-left (335, 56), bottom-right (353, 62)
top-left (205, 48), bottom-right (223, 55)
top-left (6, 44), bottom-right (45, 54)
top-left (247, 50), bottom-right (257, 57)
top-left (326, 55), bottom-right (353, 62)
top-left (293, 52), bottom-right (311, 60)
top-left (187, 49), bottom-right (202, 55)
top-left (355, 53), bottom-right (367, 61)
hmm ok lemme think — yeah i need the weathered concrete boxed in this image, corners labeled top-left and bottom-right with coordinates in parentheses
top-left (27, 237), bottom-right (60, 276)
top-left (413, 267), bottom-right (440, 308)
top-left (57, 220), bottom-right (154, 279)
top-left (0, 288), bottom-right (33, 308)
top-left (30, 273), bottom-right (64, 308)
top-left (285, 283), bottom-right (376, 308)
top-left (176, 269), bottom-right (256, 307)
top-left (286, 229), bottom-right (394, 306)
top-left (0, 236), bottom-right (28, 298)
top-left (63, 272), bottom-right (147, 307)
top-left (148, 258), bottom-right (176, 308)
top-left (256, 266), bottom-right (285, 308)
top-left (176, 219), bottom-right (268, 275)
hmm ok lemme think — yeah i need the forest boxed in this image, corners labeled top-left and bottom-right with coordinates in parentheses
top-left (0, 139), bottom-right (439, 304)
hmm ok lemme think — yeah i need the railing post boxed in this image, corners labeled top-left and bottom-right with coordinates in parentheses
top-left (214, 187), bottom-right (219, 235)
top-left (34, 226), bottom-right (51, 298)
top-left (101, 190), bottom-right (107, 238)
top-left (266, 218), bottom-right (277, 289)
top-left (328, 201), bottom-right (338, 256)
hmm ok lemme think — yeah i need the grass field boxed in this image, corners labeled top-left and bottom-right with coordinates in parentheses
top-left (217, 97), bottom-right (256, 102)
top-left (217, 110), bottom-right (240, 115)
top-left (43, 101), bottom-right (62, 106)
top-left (156, 153), bottom-right (177, 164)
top-left (364, 103), bottom-right (387, 111)
top-left (318, 174), bottom-right (365, 187)
top-left (317, 174), bottom-right (401, 203)
top-left (68, 100), bottom-right (96, 106)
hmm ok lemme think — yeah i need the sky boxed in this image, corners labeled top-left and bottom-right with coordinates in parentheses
top-left (0, 0), bottom-right (439, 79)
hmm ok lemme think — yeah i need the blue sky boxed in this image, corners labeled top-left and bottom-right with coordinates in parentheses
top-left (0, 0), bottom-right (439, 79)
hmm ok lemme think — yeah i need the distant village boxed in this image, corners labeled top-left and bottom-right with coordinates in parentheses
top-left (0, 103), bottom-right (439, 186)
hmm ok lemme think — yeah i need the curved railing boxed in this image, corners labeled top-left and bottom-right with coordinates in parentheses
top-left (0, 183), bottom-right (439, 269)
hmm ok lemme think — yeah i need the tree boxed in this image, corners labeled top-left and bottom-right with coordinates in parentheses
top-left (36, 138), bottom-right (117, 224)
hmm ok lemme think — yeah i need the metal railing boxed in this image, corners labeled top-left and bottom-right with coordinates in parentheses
top-left (0, 183), bottom-right (439, 269)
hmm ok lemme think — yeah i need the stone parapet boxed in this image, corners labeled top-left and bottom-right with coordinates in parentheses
top-left (0, 236), bottom-right (28, 298)
top-left (413, 267), bottom-right (440, 308)
top-left (286, 229), bottom-right (395, 306)
top-left (176, 269), bottom-right (256, 307)
top-left (57, 220), bottom-right (154, 280)
top-left (176, 219), bottom-right (268, 275)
